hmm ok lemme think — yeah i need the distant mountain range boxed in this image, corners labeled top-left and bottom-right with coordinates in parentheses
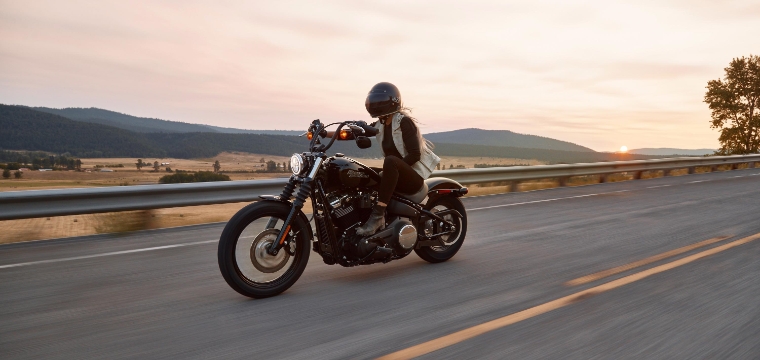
top-left (629, 148), bottom-right (714, 156)
top-left (30, 107), bottom-right (593, 153)
top-left (32, 107), bottom-right (302, 135)
top-left (1, 104), bottom-right (665, 163)
top-left (423, 128), bottom-right (594, 152)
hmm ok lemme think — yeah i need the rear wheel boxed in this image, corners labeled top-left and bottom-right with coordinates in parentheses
top-left (218, 201), bottom-right (311, 298)
top-left (414, 196), bottom-right (467, 263)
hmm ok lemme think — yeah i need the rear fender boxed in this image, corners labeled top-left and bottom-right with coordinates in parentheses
top-left (425, 177), bottom-right (468, 203)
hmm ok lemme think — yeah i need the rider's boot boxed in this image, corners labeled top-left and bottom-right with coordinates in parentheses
top-left (356, 203), bottom-right (386, 236)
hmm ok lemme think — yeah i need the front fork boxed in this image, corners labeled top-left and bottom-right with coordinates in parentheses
top-left (266, 158), bottom-right (322, 256)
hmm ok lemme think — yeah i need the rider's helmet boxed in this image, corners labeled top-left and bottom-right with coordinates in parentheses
top-left (365, 82), bottom-right (402, 118)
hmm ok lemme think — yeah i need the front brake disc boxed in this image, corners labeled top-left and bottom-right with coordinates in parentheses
top-left (250, 229), bottom-right (290, 273)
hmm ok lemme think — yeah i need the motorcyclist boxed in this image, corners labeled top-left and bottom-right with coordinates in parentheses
top-left (356, 82), bottom-right (441, 236)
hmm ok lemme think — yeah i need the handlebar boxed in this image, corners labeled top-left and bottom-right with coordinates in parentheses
top-left (307, 120), bottom-right (377, 153)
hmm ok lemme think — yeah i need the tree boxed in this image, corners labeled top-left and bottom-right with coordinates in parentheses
top-left (705, 55), bottom-right (760, 154)
top-left (153, 161), bottom-right (160, 172)
top-left (14, 170), bottom-right (22, 179)
top-left (449, 164), bottom-right (453, 169)
top-left (2, 168), bottom-right (9, 179)
top-left (136, 159), bottom-right (144, 170)
top-left (266, 160), bottom-right (277, 172)
top-left (282, 162), bottom-right (287, 172)
top-left (213, 160), bottom-right (221, 173)
top-left (259, 157), bottom-right (265, 163)
top-left (75, 159), bottom-right (82, 170)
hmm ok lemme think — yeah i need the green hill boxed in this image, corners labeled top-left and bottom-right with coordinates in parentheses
top-left (1, 104), bottom-right (662, 163)
top-left (424, 128), bottom-right (594, 152)
top-left (0, 105), bottom-right (166, 157)
top-left (33, 106), bottom-right (302, 135)
top-left (1, 105), bottom-right (316, 158)
top-left (33, 106), bottom-right (216, 133)
top-left (428, 143), bottom-right (657, 164)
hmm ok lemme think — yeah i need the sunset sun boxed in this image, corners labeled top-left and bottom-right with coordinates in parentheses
top-left (619, 146), bottom-right (628, 153)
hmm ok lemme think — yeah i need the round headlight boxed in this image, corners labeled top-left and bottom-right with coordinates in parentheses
top-left (290, 154), bottom-right (304, 175)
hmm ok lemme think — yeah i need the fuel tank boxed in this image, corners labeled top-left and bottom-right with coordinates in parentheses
top-left (323, 156), bottom-right (381, 189)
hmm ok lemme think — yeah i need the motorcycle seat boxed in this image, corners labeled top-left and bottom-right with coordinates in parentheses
top-left (395, 182), bottom-right (428, 203)
top-left (377, 170), bottom-right (429, 203)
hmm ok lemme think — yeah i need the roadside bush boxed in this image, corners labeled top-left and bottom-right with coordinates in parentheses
top-left (2, 168), bottom-right (10, 179)
top-left (14, 170), bottom-right (22, 179)
top-left (158, 171), bottom-right (230, 184)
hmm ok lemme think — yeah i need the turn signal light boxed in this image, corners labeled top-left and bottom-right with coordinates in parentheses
top-left (307, 132), bottom-right (313, 140)
top-left (339, 130), bottom-right (350, 140)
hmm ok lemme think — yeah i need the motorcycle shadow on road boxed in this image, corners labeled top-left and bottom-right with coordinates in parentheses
top-left (300, 257), bottom-right (462, 285)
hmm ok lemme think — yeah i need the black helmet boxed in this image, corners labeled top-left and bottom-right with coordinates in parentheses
top-left (365, 82), bottom-right (402, 118)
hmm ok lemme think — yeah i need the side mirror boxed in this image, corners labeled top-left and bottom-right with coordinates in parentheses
top-left (355, 136), bottom-right (372, 149)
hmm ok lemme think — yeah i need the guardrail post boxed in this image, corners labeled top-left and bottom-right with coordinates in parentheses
top-left (688, 167), bottom-right (696, 174)
top-left (663, 169), bottom-right (671, 177)
top-left (508, 181), bottom-right (519, 192)
top-left (730, 163), bottom-right (738, 170)
top-left (710, 165), bottom-right (718, 172)
top-left (749, 162), bottom-right (756, 169)
top-left (599, 174), bottom-right (608, 183)
top-left (558, 177), bottom-right (569, 187)
top-left (634, 171), bottom-right (643, 180)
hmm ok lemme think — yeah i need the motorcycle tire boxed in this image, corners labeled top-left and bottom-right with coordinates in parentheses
top-left (414, 196), bottom-right (467, 263)
top-left (218, 201), bottom-right (311, 298)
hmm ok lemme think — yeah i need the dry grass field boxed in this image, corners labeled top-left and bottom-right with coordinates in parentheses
top-left (3, 152), bottom-right (742, 245)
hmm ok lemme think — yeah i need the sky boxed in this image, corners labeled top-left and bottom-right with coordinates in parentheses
top-left (1, 0), bottom-right (758, 151)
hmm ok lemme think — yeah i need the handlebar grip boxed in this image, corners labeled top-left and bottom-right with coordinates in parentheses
top-left (360, 124), bottom-right (378, 136)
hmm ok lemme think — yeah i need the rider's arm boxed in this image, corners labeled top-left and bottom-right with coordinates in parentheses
top-left (400, 118), bottom-right (421, 165)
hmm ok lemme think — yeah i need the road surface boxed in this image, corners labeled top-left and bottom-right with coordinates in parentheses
top-left (2, 168), bottom-right (759, 359)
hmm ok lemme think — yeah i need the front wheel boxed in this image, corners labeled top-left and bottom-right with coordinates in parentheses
top-left (218, 201), bottom-right (311, 298)
top-left (414, 196), bottom-right (467, 263)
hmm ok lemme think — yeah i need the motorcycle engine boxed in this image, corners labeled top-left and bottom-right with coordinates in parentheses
top-left (327, 189), bottom-right (374, 230)
top-left (327, 189), bottom-right (417, 263)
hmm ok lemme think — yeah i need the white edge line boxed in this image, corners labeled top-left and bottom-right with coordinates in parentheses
top-left (645, 184), bottom-right (672, 189)
top-left (469, 190), bottom-right (630, 212)
top-left (0, 239), bottom-right (217, 270)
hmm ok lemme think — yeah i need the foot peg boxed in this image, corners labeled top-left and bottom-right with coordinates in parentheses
top-left (375, 246), bottom-right (392, 255)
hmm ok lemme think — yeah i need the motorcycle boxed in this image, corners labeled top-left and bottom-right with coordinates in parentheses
top-left (217, 119), bottom-right (468, 298)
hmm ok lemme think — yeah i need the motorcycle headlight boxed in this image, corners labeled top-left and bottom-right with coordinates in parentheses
top-left (290, 154), bottom-right (304, 175)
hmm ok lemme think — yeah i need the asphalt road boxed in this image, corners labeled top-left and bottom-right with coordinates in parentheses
top-left (2, 168), bottom-right (760, 359)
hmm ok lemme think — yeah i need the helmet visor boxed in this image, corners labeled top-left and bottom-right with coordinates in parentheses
top-left (365, 92), bottom-right (397, 118)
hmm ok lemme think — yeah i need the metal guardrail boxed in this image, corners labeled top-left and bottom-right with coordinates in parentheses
top-left (1, 154), bottom-right (758, 221)
top-left (440, 154), bottom-right (760, 185)
top-left (0, 178), bottom-right (287, 221)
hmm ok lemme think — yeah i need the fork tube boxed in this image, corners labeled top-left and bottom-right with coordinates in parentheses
top-left (267, 180), bottom-right (313, 256)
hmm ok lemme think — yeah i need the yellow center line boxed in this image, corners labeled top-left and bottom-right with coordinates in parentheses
top-left (377, 232), bottom-right (760, 360)
top-left (565, 235), bottom-right (732, 286)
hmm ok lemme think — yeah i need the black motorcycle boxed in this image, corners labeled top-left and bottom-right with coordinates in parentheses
top-left (218, 119), bottom-right (468, 298)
